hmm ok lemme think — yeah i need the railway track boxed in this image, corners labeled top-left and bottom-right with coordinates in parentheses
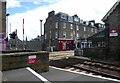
top-left (50, 57), bottom-right (120, 80)
top-left (82, 60), bottom-right (120, 72)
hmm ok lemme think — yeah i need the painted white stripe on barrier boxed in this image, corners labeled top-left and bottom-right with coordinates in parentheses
top-left (26, 67), bottom-right (51, 83)
top-left (28, 55), bottom-right (36, 59)
top-left (50, 66), bottom-right (120, 82)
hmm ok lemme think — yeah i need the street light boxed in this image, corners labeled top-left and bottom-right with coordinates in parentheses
top-left (6, 13), bottom-right (10, 49)
top-left (6, 13), bottom-right (10, 38)
top-left (40, 20), bottom-right (43, 36)
top-left (40, 19), bottom-right (43, 50)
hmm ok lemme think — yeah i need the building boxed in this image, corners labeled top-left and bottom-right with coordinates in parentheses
top-left (44, 11), bottom-right (105, 51)
top-left (87, 29), bottom-right (106, 48)
top-left (102, 0), bottom-right (120, 60)
top-left (0, 1), bottom-right (6, 36)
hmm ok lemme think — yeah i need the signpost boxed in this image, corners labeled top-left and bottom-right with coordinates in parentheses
top-left (28, 55), bottom-right (37, 64)
top-left (109, 29), bottom-right (119, 37)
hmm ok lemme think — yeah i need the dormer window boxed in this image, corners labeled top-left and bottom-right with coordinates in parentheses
top-left (86, 21), bottom-right (89, 25)
top-left (60, 13), bottom-right (68, 20)
top-left (91, 22), bottom-right (94, 26)
top-left (68, 16), bottom-right (73, 22)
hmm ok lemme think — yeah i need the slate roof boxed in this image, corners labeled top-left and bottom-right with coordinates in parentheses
top-left (102, 0), bottom-right (120, 22)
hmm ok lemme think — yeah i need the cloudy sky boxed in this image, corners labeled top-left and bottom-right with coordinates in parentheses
top-left (6, 0), bottom-right (117, 40)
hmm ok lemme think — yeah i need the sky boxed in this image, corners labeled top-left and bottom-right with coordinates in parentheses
top-left (6, 0), bottom-right (118, 40)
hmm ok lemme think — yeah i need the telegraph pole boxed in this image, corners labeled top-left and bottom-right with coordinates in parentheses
top-left (6, 14), bottom-right (10, 38)
top-left (23, 19), bottom-right (25, 49)
top-left (6, 13), bottom-right (10, 50)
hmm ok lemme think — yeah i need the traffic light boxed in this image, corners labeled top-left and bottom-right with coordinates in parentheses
top-left (5, 37), bottom-right (8, 42)
top-left (9, 32), bottom-right (17, 39)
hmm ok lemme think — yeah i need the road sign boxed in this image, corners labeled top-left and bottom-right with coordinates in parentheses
top-left (109, 29), bottom-right (119, 37)
top-left (28, 55), bottom-right (37, 64)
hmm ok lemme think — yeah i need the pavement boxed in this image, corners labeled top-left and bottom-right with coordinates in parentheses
top-left (0, 71), bottom-right (2, 83)
top-left (2, 66), bottom-right (120, 82)
top-left (2, 68), bottom-right (42, 81)
top-left (41, 66), bottom-right (107, 81)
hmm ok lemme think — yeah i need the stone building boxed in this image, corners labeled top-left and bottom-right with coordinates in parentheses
top-left (102, 0), bottom-right (120, 60)
top-left (44, 11), bottom-right (105, 51)
top-left (87, 29), bottom-right (106, 48)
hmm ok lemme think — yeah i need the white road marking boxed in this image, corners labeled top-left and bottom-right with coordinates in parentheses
top-left (26, 67), bottom-right (51, 83)
top-left (0, 71), bottom-right (3, 82)
top-left (50, 66), bottom-right (120, 82)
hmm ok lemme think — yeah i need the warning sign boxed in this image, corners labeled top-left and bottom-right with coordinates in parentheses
top-left (109, 29), bottom-right (119, 37)
top-left (28, 55), bottom-right (37, 64)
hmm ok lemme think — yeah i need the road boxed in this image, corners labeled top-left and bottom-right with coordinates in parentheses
top-left (2, 66), bottom-right (119, 82)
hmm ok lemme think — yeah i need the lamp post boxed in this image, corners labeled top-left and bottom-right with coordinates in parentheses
top-left (6, 13), bottom-right (10, 49)
top-left (49, 21), bottom-right (52, 51)
top-left (6, 14), bottom-right (10, 38)
top-left (40, 19), bottom-right (43, 50)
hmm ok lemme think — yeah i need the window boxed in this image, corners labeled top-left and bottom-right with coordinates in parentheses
top-left (95, 29), bottom-right (97, 33)
top-left (74, 17), bottom-right (79, 22)
top-left (68, 16), bottom-right (73, 22)
top-left (55, 32), bottom-right (58, 39)
top-left (62, 42), bottom-right (66, 50)
top-left (76, 33), bottom-right (79, 39)
top-left (45, 34), bottom-right (47, 39)
top-left (91, 28), bottom-right (94, 32)
top-left (70, 24), bottom-right (73, 29)
top-left (55, 22), bottom-right (58, 28)
top-left (99, 24), bottom-right (101, 27)
top-left (70, 32), bottom-right (73, 39)
top-left (84, 27), bottom-right (86, 31)
top-left (91, 22), bottom-right (94, 26)
top-left (85, 21), bottom-right (89, 25)
top-left (63, 22), bottom-right (66, 28)
top-left (103, 25), bottom-right (105, 29)
top-left (63, 32), bottom-right (66, 39)
top-left (61, 13), bottom-right (67, 20)
top-left (84, 34), bottom-right (86, 38)
top-left (88, 28), bottom-right (90, 32)
top-left (76, 25), bottom-right (79, 31)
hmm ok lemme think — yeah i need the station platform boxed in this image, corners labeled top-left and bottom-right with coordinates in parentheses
top-left (49, 50), bottom-right (90, 60)
top-left (2, 66), bottom-right (119, 82)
